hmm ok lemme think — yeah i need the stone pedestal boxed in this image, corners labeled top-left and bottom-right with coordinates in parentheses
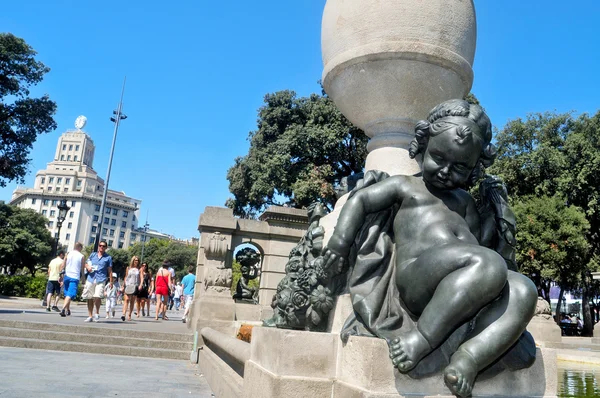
top-left (527, 316), bottom-right (562, 346)
top-left (243, 326), bottom-right (558, 398)
top-left (243, 327), bottom-right (339, 398)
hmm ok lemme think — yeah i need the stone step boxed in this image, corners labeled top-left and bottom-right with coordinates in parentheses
top-left (0, 327), bottom-right (193, 351)
top-left (0, 319), bottom-right (191, 342)
top-left (0, 335), bottom-right (190, 360)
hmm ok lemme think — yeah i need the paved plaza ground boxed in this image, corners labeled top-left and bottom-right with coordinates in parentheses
top-left (0, 296), bottom-right (213, 398)
top-left (0, 296), bottom-right (190, 333)
top-left (0, 347), bottom-right (213, 398)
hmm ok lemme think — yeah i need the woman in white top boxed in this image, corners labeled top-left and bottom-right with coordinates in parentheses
top-left (121, 256), bottom-right (140, 321)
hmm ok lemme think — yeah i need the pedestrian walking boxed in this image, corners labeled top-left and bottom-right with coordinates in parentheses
top-left (155, 260), bottom-right (173, 321)
top-left (59, 242), bottom-right (84, 317)
top-left (174, 282), bottom-right (183, 311)
top-left (137, 262), bottom-right (152, 317)
top-left (104, 273), bottom-right (119, 318)
top-left (45, 251), bottom-right (65, 312)
top-left (121, 256), bottom-right (140, 321)
top-left (181, 265), bottom-right (196, 323)
top-left (82, 240), bottom-right (113, 322)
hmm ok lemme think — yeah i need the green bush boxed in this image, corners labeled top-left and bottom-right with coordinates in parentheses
top-left (0, 275), bottom-right (48, 298)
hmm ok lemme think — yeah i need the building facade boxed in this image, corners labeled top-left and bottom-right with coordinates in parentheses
top-left (10, 122), bottom-right (169, 251)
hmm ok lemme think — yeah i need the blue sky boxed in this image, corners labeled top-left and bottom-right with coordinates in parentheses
top-left (1, 0), bottom-right (599, 240)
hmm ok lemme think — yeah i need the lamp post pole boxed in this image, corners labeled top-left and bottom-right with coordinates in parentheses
top-left (140, 220), bottom-right (150, 263)
top-left (54, 199), bottom-right (70, 256)
top-left (94, 78), bottom-right (127, 252)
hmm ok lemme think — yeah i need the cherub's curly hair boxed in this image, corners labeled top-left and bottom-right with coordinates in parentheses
top-left (409, 99), bottom-right (497, 185)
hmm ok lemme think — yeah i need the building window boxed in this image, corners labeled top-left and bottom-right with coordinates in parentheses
top-left (65, 233), bottom-right (70, 240)
top-left (108, 240), bottom-right (114, 247)
top-left (119, 231), bottom-right (125, 238)
top-left (67, 155), bottom-right (71, 161)
top-left (109, 229), bottom-right (115, 237)
top-left (50, 210), bottom-right (56, 217)
top-left (95, 204), bottom-right (101, 212)
top-left (77, 180), bottom-right (82, 187)
top-left (111, 219), bottom-right (116, 226)
top-left (57, 177), bottom-right (62, 184)
top-left (131, 234), bottom-right (137, 241)
top-left (93, 215), bottom-right (99, 222)
top-left (52, 200), bottom-right (57, 206)
top-left (91, 226), bottom-right (97, 233)
top-left (69, 144), bottom-right (73, 150)
top-left (31, 198), bottom-right (37, 205)
top-left (43, 199), bottom-right (49, 205)
top-left (69, 211), bottom-right (74, 218)
top-left (104, 217), bottom-right (109, 224)
top-left (102, 228), bottom-right (108, 235)
top-left (63, 188), bottom-right (68, 192)
top-left (67, 222), bottom-right (72, 229)
top-left (48, 221), bottom-right (54, 227)
top-left (106, 207), bottom-right (111, 214)
top-left (122, 210), bottom-right (129, 218)
top-left (75, 145), bottom-right (80, 151)
top-left (47, 187), bottom-right (52, 191)
top-left (49, 177), bottom-right (54, 183)
top-left (74, 155), bottom-right (78, 161)
top-left (71, 201), bottom-right (76, 207)
top-left (42, 210), bottom-right (47, 216)
top-left (89, 237), bottom-right (95, 244)
top-left (66, 178), bottom-right (71, 185)
top-left (121, 221), bottom-right (127, 228)
top-left (118, 242), bottom-right (124, 249)
top-left (41, 177), bottom-right (45, 184)
top-left (60, 155), bottom-right (64, 160)
top-left (112, 208), bottom-right (118, 216)
top-left (132, 215), bottom-right (136, 221)
top-left (62, 144), bottom-right (66, 150)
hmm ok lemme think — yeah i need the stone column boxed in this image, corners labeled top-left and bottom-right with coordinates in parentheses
top-left (320, 0), bottom-right (478, 244)
top-left (190, 207), bottom-right (237, 338)
top-left (322, 0), bottom-right (477, 177)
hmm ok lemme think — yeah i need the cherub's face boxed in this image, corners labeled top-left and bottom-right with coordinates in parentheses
top-left (422, 125), bottom-right (481, 190)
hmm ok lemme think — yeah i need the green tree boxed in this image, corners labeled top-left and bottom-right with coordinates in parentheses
top-left (0, 33), bottom-right (57, 187)
top-left (512, 196), bottom-right (590, 320)
top-left (0, 203), bottom-right (54, 275)
top-left (490, 111), bottom-right (600, 335)
top-left (107, 248), bottom-right (130, 278)
top-left (226, 89), bottom-right (368, 218)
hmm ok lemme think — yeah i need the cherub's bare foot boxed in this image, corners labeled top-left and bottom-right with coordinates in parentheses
top-left (389, 328), bottom-right (432, 372)
top-left (443, 350), bottom-right (478, 398)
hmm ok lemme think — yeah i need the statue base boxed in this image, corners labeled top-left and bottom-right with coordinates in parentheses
top-left (242, 327), bottom-right (558, 398)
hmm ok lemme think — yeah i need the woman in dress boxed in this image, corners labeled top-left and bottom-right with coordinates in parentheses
top-left (154, 260), bottom-right (173, 320)
top-left (136, 262), bottom-right (153, 317)
top-left (121, 256), bottom-right (140, 321)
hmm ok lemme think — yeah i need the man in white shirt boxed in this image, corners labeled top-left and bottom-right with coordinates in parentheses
top-left (59, 242), bottom-right (84, 317)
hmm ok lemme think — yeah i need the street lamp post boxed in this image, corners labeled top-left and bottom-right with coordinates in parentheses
top-left (55, 199), bottom-right (70, 256)
top-left (140, 221), bottom-right (150, 263)
top-left (94, 78), bottom-right (127, 251)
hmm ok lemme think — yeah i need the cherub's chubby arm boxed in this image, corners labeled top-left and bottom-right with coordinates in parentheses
top-left (323, 175), bottom-right (412, 270)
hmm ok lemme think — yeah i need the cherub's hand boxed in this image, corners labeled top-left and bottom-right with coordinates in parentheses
top-left (480, 175), bottom-right (508, 205)
top-left (321, 247), bottom-right (345, 274)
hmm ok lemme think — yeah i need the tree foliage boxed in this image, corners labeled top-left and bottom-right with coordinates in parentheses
top-left (512, 195), bottom-right (589, 298)
top-left (0, 33), bottom-right (57, 187)
top-left (226, 89), bottom-right (368, 218)
top-left (0, 203), bottom-right (54, 275)
top-left (489, 111), bottom-right (600, 334)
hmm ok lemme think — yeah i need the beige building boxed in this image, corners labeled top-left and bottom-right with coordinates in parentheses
top-left (9, 120), bottom-right (170, 251)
